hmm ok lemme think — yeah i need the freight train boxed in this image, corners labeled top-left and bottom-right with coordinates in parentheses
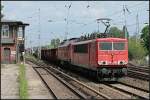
top-left (41, 37), bottom-right (128, 81)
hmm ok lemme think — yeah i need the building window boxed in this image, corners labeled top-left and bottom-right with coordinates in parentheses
top-left (18, 27), bottom-right (23, 38)
top-left (1, 25), bottom-right (9, 38)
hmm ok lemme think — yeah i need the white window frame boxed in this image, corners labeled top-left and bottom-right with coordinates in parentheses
top-left (1, 25), bottom-right (9, 38)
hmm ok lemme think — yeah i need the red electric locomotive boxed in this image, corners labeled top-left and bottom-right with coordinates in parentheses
top-left (41, 37), bottom-right (128, 81)
top-left (56, 37), bottom-right (128, 81)
top-left (40, 18), bottom-right (129, 81)
top-left (71, 38), bottom-right (128, 81)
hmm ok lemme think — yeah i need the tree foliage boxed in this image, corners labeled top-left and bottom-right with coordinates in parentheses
top-left (140, 25), bottom-right (149, 54)
top-left (128, 36), bottom-right (147, 60)
top-left (50, 38), bottom-right (60, 48)
top-left (108, 26), bottom-right (124, 38)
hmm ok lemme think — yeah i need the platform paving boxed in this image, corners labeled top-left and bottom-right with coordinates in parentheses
top-left (1, 63), bottom-right (53, 99)
top-left (25, 63), bottom-right (53, 99)
top-left (1, 64), bottom-right (19, 99)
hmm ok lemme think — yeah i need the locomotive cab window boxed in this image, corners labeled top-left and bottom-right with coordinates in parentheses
top-left (99, 42), bottom-right (112, 50)
top-left (113, 42), bottom-right (125, 50)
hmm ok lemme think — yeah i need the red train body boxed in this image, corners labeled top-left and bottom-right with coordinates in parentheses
top-left (41, 48), bottom-right (57, 62)
top-left (41, 38), bottom-right (128, 81)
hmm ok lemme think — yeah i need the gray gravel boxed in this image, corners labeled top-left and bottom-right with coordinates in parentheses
top-left (36, 68), bottom-right (80, 99)
top-left (118, 77), bottom-right (149, 91)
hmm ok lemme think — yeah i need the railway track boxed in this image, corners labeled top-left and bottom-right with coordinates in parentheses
top-left (127, 63), bottom-right (149, 81)
top-left (128, 70), bottom-right (149, 81)
top-left (34, 67), bottom-right (87, 99)
top-left (128, 63), bottom-right (149, 73)
top-left (26, 58), bottom-right (149, 99)
top-left (104, 83), bottom-right (149, 99)
top-left (117, 81), bottom-right (149, 93)
top-left (28, 60), bottom-right (111, 99)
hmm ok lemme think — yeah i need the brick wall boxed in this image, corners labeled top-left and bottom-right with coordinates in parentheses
top-left (1, 44), bottom-right (17, 64)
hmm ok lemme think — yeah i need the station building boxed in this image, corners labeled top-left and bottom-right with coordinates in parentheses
top-left (1, 19), bottom-right (29, 64)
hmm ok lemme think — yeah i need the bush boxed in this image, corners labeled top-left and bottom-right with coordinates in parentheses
top-left (128, 37), bottom-right (147, 61)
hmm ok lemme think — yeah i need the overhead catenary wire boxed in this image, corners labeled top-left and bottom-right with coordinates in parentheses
top-left (91, 2), bottom-right (145, 37)
top-left (64, 2), bottom-right (72, 40)
top-left (38, 8), bottom-right (41, 59)
top-left (44, 1), bottom-right (148, 32)
top-left (84, 2), bottom-right (147, 36)
top-left (104, 1), bottom-right (147, 18)
top-left (18, 1), bottom-right (148, 47)
top-left (111, 7), bottom-right (148, 25)
top-left (135, 13), bottom-right (139, 43)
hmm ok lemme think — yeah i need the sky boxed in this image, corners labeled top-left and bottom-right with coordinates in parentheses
top-left (2, 1), bottom-right (149, 48)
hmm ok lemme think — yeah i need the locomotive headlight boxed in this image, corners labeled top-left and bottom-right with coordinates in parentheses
top-left (98, 61), bottom-right (107, 65)
top-left (120, 61), bottom-right (123, 65)
top-left (118, 61), bottom-right (126, 65)
top-left (102, 61), bottom-right (106, 64)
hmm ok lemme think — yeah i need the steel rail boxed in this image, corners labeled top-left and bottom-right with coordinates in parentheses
top-left (128, 64), bottom-right (149, 73)
top-left (34, 67), bottom-right (87, 99)
top-left (33, 67), bottom-right (58, 99)
top-left (104, 83), bottom-right (149, 100)
top-left (44, 67), bottom-right (88, 99)
top-left (27, 58), bottom-right (149, 99)
top-left (117, 81), bottom-right (149, 93)
top-left (127, 71), bottom-right (149, 81)
top-left (128, 63), bottom-right (149, 70)
top-left (46, 66), bottom-right (111, 99)
top-left (29, 59), bottom-right (111, 99)
top-left (128, 69), bottom-right (149, 76)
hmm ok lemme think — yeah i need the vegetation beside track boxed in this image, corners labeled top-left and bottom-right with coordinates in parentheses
top-left (128, 37), bottom-right (148, 65)
top-left (25, 54), bottom-right (37, 61)
top-left (19, 64), bottom-right (28, 99)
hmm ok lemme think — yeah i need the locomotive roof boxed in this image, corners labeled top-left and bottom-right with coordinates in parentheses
top-left (72, 38), bottom-right (127, 45)
top-left (96, 38), bottom-right (127, 41)
top-left (72, 39), bottom-right (96, 45)
top-left (58, 38), bottom-right (78, 47)
top-left (58, 37), bottom-right (127, 47)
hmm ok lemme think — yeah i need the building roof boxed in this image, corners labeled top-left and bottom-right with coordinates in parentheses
top-left (1, 19), bottom-right (29, 26)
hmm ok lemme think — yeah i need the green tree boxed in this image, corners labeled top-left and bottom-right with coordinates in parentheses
top-left (51, 39), bottom-right (56, 48)
top-left (141, 25), bottom-right (150, 66)
top-left (55, 38), bottom-right (60, 47)
top-left (140, 25), bottom-right (149, 54)
top-left (128, 36), bottom-right (147, 60)
top-left (50, 38), bottom-right (60, 48)
top-left (108, 27), bottom-right (124, 38)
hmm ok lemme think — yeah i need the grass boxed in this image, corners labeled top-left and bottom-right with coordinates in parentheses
top-left (130, 58), bottom-right (149, 66)
top-left (25, 53), bottom-right (37, 61)
top-left (19, 64), bottom-right (28, 99)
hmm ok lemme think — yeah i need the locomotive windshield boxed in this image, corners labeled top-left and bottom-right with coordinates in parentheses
top-left (100, 42), bottom-right (112, 50)
top-left (99, 42), bottom-right (125, 50)
top-left (113, 42), bottom-right (125, 50)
